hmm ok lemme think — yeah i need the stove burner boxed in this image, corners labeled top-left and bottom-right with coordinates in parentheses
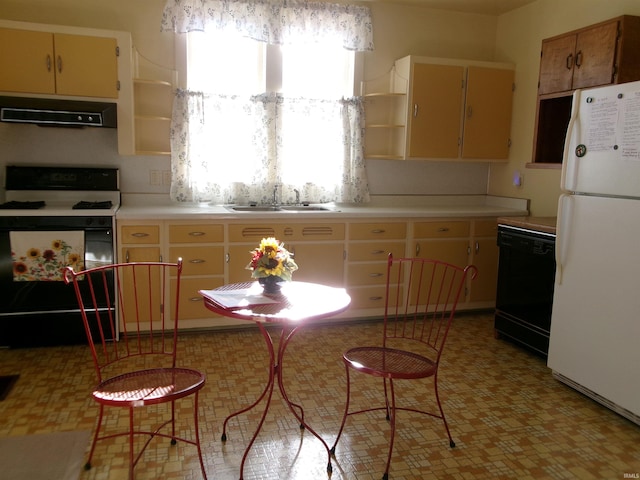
top-left (72, 200), bottom-right (113, 210)
top-left (0, 200), bottom-right (46, 209)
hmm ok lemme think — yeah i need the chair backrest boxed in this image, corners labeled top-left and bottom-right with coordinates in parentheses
top-left (64, 260), bottom-right (183, 383)
top-left (383, 254), bottom-right (477, 362)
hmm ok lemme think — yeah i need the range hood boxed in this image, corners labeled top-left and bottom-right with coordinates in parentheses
top-left (0, 96), bottom-right (117, 128)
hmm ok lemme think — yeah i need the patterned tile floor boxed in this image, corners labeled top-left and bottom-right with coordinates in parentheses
top-left (1, 312), bottom-right (639, 480)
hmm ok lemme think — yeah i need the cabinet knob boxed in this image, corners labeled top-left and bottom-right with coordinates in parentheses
top-left (46, 54), bottom-right (52, 72)
top-left (189, 259), bottom-right (206, 264)
top-left (189, 297), bottom-right (202, 302)
top-left (189, 231), bottom-right (206, 237)
top-left (575, 50), bottom-right (583, 68)
top-left (566, 53), bottom-right (573, 70)
top-left (131, 232), bottom-right (149, 238)
top-left (56, 55), bottom-right (63, 73)
top-left (413, 104), bottom-right (419, 117)
top-left (369, 272), bottom-right (384, 277)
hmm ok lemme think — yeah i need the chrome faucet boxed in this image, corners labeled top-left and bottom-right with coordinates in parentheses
top-left (272, 184), bottom-right (279, 206)
top-left (294, 189), bottom-right (300, 205)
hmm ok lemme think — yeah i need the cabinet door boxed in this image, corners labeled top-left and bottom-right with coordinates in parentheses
top-left (408, 63), bottom-right (464, 158)
top-left (462, 67), bottom-right (514, 159)
top-left (469, 237), bottom-right (499, 302)
top-left (411, 239), bottom-right (469, 305)
top-left (289, 243), bottom-right (344, 287)
top-left (571, 21), bottom-right (618, 90)
top-left (53, 34), bottom-right (118, 98)
top-left (538, 34), bottom-right (577, 95)
top-left (0, 28), bottom-right (55, 94)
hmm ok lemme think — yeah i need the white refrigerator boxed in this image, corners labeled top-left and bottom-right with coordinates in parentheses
top-left (548, 80), bottom-right (640, 425)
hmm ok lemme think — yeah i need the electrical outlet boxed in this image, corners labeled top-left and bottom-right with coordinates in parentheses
top-left (162, 170), bottom-right (171, 186)
top-left (150, 170), bottom-right (161, 186)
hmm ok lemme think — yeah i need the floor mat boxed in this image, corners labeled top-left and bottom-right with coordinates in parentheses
top-left (0, 430), bottom-right (91, 480)
top-left (0, 374), bottom-right (19, 400)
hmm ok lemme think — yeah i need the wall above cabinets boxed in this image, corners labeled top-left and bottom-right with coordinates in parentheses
top-left (362, 55), bottom-right (515, 163)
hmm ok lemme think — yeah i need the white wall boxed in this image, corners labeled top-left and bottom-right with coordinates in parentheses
top-left (491, 0), bottom-right (640, 215)
top-left (15, 0), bottom-right (636, 205)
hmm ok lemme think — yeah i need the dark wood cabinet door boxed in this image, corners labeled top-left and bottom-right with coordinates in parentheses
top-left (538, 34), bottom-right (576, 95)
top-left (572, 20), bottom-right (619, 90)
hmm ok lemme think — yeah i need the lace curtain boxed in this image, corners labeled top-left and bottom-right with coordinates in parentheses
top-left (161, 0), bottom-right (373, 204)
top-left (161, 0), bottom-right (374, 51)
top-left (170, 91), bottom-right (368, 204)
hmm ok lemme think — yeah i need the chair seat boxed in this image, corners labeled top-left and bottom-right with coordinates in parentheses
top-left (344, 347), bottom-right (437, 380)
top-left (93, 368), bottom-right (206, 407)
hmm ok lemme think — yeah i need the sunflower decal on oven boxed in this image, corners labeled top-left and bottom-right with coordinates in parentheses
top-left (10, 232), bottom-right (85, 282)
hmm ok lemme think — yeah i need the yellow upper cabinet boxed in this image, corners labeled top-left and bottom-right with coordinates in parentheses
top-left (0, 28), bottom-right (119, 98)
top-left (461, 66), bottom-right (515, 159)
top-left (364, 56), bottom-right (515, 162)
top-left (408, 63), bottom-right (464, 159)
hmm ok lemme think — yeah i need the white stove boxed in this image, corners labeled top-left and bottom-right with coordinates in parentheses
top-left (1, 165), bottom-right (120, 217)
top-left (1, 190), bottom-right (120, 216)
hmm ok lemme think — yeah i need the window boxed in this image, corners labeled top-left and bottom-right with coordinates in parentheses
top-left (162, 0), bottom-right (373, 204)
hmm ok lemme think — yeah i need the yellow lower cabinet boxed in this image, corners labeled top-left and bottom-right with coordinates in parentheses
top-left (468, 219), bottom-right (499, 303)
top-left (172, 277), bottom-right (224, 320)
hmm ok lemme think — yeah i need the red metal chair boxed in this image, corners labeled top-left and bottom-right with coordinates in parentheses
top-left (64, 259), bottom-right (207, 480)
top-left (331, 254), bottom-right (477, 480)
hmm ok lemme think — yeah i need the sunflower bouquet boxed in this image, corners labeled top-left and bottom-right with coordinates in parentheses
top-left (246, 237), bottom-right (298, 282)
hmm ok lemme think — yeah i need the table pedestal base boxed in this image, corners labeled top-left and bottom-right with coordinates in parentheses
top-left (221, 323), bottom-right (333, 479)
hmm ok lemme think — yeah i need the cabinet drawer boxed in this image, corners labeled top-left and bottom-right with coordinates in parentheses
top-left (474, 219), bottom-right (498, 237)
top-left (229, 223), bottom-right (345, 242)
top-left (349, 223), bottom-right (407, 240)
top-left (413, 221), bottom-right (469, 238)
top-left (348, 241), bottom-right (405, 262)
top-left (349, 285), bottom-right (403, 310)
top-left (169, 246), bottom-right (224, 275)
top-left (169, 224), bottom-right (224, 243)
top-left (348, 263), bottom-right (400, 286)
top-left (172, 277), bottom-right (224, 320)
top-left (120, 225), bottom-right (160, 244)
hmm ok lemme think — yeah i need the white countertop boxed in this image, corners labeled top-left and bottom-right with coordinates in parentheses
top-left (116, 194), bottom-right (529, 220)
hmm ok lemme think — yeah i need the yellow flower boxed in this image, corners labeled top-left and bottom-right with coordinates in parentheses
top-left (52, 239), bottom-right (64, 250)
top-left (27, 248), bottom-right (40, 259)
top-left (259, 237), bottom-right (280, 259)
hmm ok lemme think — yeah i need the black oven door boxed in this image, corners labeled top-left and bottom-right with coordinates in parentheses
top-left (0, 217), bottom-right (115, 348)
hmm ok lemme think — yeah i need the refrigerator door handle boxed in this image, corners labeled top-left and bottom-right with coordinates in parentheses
top-left (555, 193), bottom-right (573, 285)
top-left (561, 89), bottom-right (583, 192)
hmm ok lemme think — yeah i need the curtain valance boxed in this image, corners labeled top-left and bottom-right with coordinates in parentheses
top-left (161, 0), bottom-right (374, 51)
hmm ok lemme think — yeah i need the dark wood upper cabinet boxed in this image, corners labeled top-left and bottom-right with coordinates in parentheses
top-left (532, 15), bottom-right (640, 166)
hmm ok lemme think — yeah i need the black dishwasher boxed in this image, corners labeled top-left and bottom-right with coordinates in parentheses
top-left (494, 224), bottom-right (556, 357)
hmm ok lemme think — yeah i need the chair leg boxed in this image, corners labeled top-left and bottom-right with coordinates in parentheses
top-left (433, 372), bottom-right (455, 448)
top-left (85, 403), bottom-right (104, 470)
top-left (330, 362), bottom-right (352, 456)
top-left (170, 400), bottom-right (177, 445)
top-left (383, 378), bottom-right (391, 421)
top-left (383, 379), bottom-right (397, 480)
top-left (193, 391), bottom-right (208, 480)
top-left (129, 406), bottom-right (135, 480)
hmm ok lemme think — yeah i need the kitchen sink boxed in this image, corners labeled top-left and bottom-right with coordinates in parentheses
top-left (279, 205), bottom-right (331, 212)
top-left (227, 206), bottom-right (282, 212)
top-left (224, 204), bottom-right (336, 212)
